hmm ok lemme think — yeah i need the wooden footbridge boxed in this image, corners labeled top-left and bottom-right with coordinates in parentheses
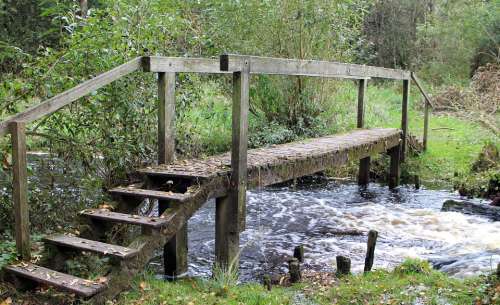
top-left (0, 55), bottom-right (433, 303)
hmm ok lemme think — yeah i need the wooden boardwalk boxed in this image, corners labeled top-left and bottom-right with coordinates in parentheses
top-left (0, 55), bottom-right (433, 304)
top-left (140, 128), bottom-right (401, 188)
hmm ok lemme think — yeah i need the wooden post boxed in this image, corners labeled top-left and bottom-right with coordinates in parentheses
top-left (288, 258), bottom-right (301, 283)
top-left (423, 100), bottom-right (429, 151)
top-left (158, 72), bottom-right (185, 278)
top-left (388, 144), bottom-right (401, 189)
top-left (215, 196), bottom-right (239, 271)
top-left (401, 80), bottom-right (410, 162)
top-left (357, 79), bottom-right (370, 185)
top-left (293, 245), bottom-right (304, 263)
top-left (364, 230), bottom-right (378, 272)
top-left (215, 61), bottom-right (250, 272)
top-left (336, 256), bottom-right (351, 276)
top-left (159, 200), bottom-right (187, 279)
top-left (10, 121), bottom-right (30, 260)
top-left (158, 72), bottom-right (176, 164)
top-left (263, 275), bottom-right (272, 291)
top-left (357, 79), bottom-right (367, 129)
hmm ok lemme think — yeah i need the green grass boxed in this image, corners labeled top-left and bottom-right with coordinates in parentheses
top-left (314, 260), bottom-right (487, 305)
top-left (117, 272), bottom-right (295, 305)
top-left (115, 260), bottom-right (493, 305)
top-left (321, 82), bottom-right (499, 187)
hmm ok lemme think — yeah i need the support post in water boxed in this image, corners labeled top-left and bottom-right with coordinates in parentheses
top-left (388, 143), bottom-right (401, 189)
top-left (336, 256), bottom-right (351, 276)
top-left (263, 275), bottom-right (272, 291)
top-left (357, 78), bottom-right (370, 185)
top-left (293, 245), bottom-right (304, 263)
top-left (159, 200), bottom-right (187, 279)
top-left (364, 230), bottom-right (378, 272)
top-left (215, 59), bottom-right (250, 272)
top-left (158, 72), bottom-right (187, 278)
top-left (288, 258), bottom-right (301, 283)
top-left (401, 79), bottom-right (410, 162)
top-left (10, 121), bottom-right (30, 260)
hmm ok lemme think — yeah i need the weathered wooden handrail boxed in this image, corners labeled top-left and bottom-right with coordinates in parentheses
top-left (220, 54), bottom-right (411, 80)
top-left (143, 56), bottom-right (230, 74)
top-left (411, 73), bottom-right (434, 109)
top-left (0, 57), bottom-right (144, 138)
top-left (411, 72), bottom-right (433, 151)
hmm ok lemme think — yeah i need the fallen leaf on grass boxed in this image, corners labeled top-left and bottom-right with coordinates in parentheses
top-left (139, 282), bottom-right (148, 291)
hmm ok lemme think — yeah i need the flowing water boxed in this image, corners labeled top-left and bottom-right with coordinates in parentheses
top-left (2, 154), bottom-right (498, 281)
top-left (151, 180), bottom-right (500, 281)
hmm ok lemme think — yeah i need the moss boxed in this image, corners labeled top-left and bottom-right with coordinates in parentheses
top-left (453, 142), bottom-right (500, 198)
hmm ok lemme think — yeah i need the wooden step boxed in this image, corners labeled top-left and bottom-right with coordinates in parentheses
top-left (43, 235), bottom-right (139, 259)
top-left (4, 262), bottom-right (106, 298)
top-left (80, 209), bottom-right (170, 229)
top-left (109, 186), bottom-right (190, 202)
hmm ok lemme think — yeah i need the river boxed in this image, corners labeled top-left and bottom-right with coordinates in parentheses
top-left (151, 180), bottom-right (499, 280)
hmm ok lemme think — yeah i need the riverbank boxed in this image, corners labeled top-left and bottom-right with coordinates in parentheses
top-left (1, 259), bottom-right (496, 305)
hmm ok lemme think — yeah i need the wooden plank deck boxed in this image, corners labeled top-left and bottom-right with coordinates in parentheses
top-left (139, 128), bottom-right (401, 188)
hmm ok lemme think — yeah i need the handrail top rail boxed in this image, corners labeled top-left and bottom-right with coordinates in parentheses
top-left (143, 56), bottom-right (230, 74)
top-left (220, 54), bottom-right (411, 80)
top-left (1, 54), bottom-right (427, 138)
top-left (411, 72), bottom-right (435, 109)
top-left (0, 56), bottom-right (144, 137)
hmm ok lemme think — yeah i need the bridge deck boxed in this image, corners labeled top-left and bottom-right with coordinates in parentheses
top-left (140, 128), bottom-right (401, 188)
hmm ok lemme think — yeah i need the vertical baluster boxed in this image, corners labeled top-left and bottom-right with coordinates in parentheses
top-left (215, 59), bottom-right (250, 272)
top-left (401, 79), bottom-right (410, 161)
top-left (423, 100), bottom-right (430, 151)
top-left (357, 78), bottom-right (370, 185)
top-left (10, 121), bottom-right (30, 260)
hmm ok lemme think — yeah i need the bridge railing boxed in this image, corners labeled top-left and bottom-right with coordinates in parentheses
top-left (0, 54), bottom-right (432, 261)
top-left (411, 72), bottom-right (434, 151)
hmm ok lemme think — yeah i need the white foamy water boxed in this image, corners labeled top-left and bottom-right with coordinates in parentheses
top-left (150, 181), bottom-right (500, 280)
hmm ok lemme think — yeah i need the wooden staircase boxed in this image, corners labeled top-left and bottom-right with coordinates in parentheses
top-left (2, 169), bottom-right (216, 303)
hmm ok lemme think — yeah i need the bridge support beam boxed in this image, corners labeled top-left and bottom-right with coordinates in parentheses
top-left (401, 79), bottom-right (410, 162)
top-left (215, 62), bottom-right (250, 273)
top-left (388, 144), bottom-right (401, 189)
top-left (357, 79), bottom-right (370, 185)
top-left (159, 200), bottom-right (188, 279)
top-left (215, 196), bottom-right (240, 272)
top-left (158, 72), bottom-right (187, 279)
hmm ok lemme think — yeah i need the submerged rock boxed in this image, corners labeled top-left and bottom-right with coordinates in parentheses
top-left (441, 200), bottom-right (500, 221)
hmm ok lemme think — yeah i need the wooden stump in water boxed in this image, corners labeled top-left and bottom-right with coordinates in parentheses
top-left (294, 245), bottom-right (304, 263)
top-left (364, 230), bottom-right (378, 272)
top-left (288, 258), bottom-right (301, 283)
top-left (336, 256), bottom-right (351, 276)
top-left (414, 175), bottom-right (421, 189)
top-left (263, 275), bottom-right (272, 291)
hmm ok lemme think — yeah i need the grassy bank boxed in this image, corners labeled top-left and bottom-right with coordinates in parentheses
top-left (109, 260), bottom-right (496, 305)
